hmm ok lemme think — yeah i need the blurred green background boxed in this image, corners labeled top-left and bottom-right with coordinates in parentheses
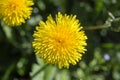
top-left (0, 0), bottom-right (120, 80)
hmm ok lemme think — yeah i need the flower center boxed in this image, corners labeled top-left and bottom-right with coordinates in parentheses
top-left (57, 39), bottom-right (62, 43)
top-left (53, 36), bottom-right (66, 48)
top-left (55, 38), bottom-right (64, 44)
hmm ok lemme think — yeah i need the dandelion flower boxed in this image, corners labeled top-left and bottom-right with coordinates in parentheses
top-left (32, 12), bottom-right (87, 69)
top-left (0, 0), bottom-right (34, 26)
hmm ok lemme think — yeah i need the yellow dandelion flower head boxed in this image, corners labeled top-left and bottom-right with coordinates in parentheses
top-left (32, 12), bottom-right (87, 69)
top-left (0, 0), bottom-right (34, 26)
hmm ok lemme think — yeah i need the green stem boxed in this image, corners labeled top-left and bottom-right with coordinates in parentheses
top-left (2, 64), bottom-right (15, 80)
top-left (84, 24), bottom-right (110, 30)
top-left (31, 64), bottom-right (48, 78)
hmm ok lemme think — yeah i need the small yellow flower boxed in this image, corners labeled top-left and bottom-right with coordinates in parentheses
top-left (0, 0), bottom-right (34, 26)
top-left (32, 12), bottom-right (87, 69)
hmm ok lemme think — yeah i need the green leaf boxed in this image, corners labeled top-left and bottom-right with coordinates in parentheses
top-left (55, 69), bottom-right (70, 80)
top-left (30, 63), bottom-right (44, 80)
top-left (44, 65), bottom-right (56, 80)
top-left (30, 57), bottom-right (45, 80)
